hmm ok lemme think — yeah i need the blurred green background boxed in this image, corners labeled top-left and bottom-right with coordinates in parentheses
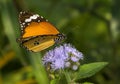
top-left (0, 0), bottom-right (120, 84)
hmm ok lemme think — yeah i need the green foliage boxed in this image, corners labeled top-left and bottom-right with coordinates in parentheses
top-left (50, 79), bottom-right (59, 84)
top-left (75, 62), bottom-right (108, 80)
top-left (82, 82), bottom-right (94, 84)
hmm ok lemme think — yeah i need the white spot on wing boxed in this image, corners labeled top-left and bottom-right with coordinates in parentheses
top-left (30, 14), bottom-right (39, 19)
top-left (20, 12), bottom-right (22, 14)
top-left (21, 25), bottom-right (23, 28)
top-left (25, 14), bottom-right (39, 22)
top-left (46, 19), bottom-right (48, 21)
top-left (41, 16), bottom-right (43, 18)
top-left (22, 22), bottom-right (25, 25)
top-left (25, 18), bottom-right (31, 22)
top-left (38, 20), bottom-right (40, 22)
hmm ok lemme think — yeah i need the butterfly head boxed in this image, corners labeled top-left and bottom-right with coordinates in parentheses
top-left (54, 33), bottom-right (66, 43)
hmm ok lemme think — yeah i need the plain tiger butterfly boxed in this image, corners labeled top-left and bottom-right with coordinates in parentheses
top-left (17, 11), bottom-right (65, 52)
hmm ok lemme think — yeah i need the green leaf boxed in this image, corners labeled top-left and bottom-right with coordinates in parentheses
top-left (75, 62), bottom-right (108, 80)
top-left (81, 82), bottom-right (94, 84)
top-left (50, 79), bottom-right (59, 84)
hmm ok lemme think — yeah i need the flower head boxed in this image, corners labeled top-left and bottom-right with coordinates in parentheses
top-left (42, 43), bottom-right (83, 71)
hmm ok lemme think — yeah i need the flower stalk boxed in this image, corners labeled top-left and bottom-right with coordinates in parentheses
top-left (63, 70), bottom-right (72, 84)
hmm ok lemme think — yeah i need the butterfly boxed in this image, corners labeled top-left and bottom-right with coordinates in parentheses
top-left (17, 11), bottom-right (65, 52)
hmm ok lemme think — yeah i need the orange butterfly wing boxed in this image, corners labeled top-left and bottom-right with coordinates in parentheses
top-left (23, 22), bottom-right (59, 38)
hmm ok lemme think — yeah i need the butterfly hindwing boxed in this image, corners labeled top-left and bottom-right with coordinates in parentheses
top-left (21, 35), bottom-right (57, 52)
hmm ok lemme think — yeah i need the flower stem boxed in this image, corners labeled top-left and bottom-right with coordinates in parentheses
top-left (63, 70), bottom-right (71, 84)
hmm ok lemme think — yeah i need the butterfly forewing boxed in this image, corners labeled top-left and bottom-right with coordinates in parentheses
top-left (19, 11), bottom-right (46, 31)
top-left (19, 11), bottom-right (59, 38)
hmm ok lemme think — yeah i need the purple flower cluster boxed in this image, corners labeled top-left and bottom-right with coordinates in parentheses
top-left (42, 43), bottom-right (83, 71)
